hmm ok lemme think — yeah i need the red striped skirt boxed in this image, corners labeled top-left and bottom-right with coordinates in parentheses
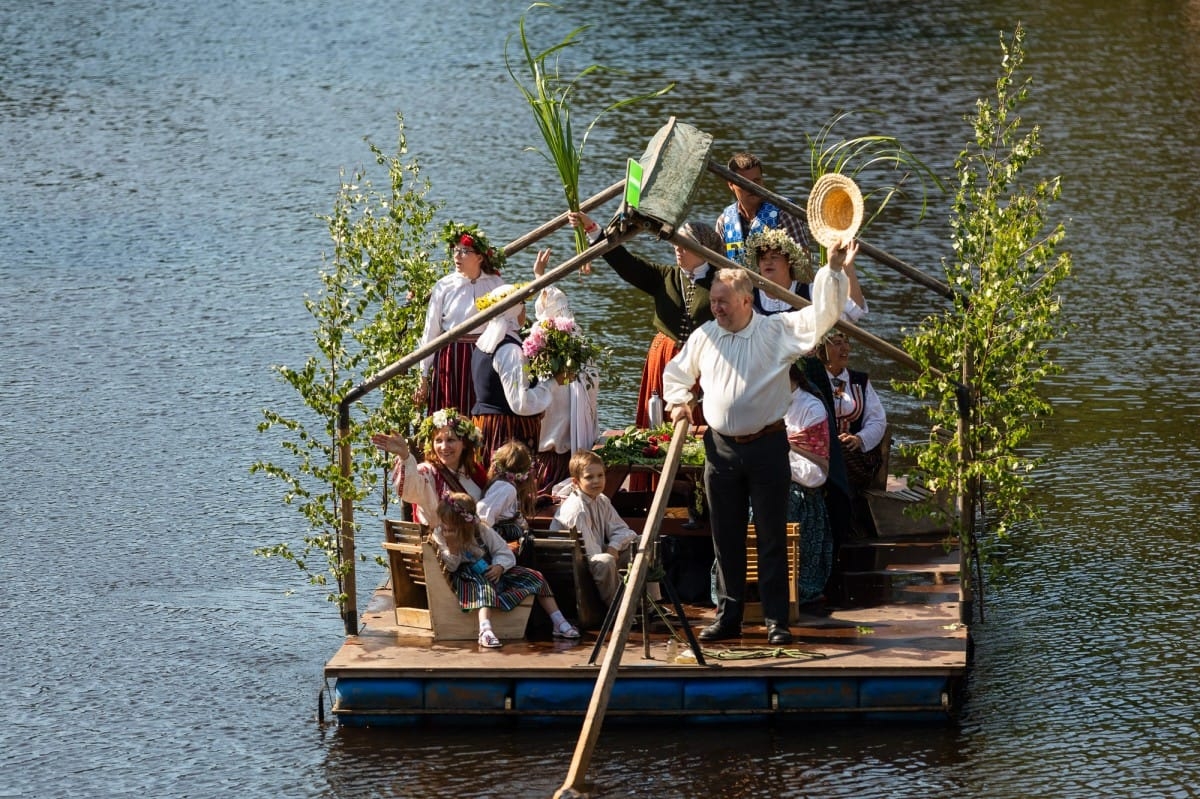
top-left (535, 449), bottom-right (572, 494)
top-left (630, 333), bottom-right (705, 492)
top-left (472, 412), bottom-right (543, 470)
top-left (635, 332), bottom-right (705, 427)
top-left (428, 338), bottom-right (478, 416)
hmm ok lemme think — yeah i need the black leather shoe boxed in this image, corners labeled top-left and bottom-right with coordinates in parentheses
top-left (697, 622), bottom-right (741, 642)
top-left (767, 625), bottom-right (793, 645)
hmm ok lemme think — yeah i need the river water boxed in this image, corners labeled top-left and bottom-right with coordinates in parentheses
top-left (3, 1), bottom-right (1198, 797)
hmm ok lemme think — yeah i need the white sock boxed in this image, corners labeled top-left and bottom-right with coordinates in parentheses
top-left (549, 610), bottom-right (566, 628)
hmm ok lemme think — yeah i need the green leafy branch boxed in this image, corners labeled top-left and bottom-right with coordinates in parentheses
top-left (506, 2), bottom-right (674, 256)
top-left (894, 25), bottom-right (1072, 616)
top-left (252, 114), bottom-right (442, 608)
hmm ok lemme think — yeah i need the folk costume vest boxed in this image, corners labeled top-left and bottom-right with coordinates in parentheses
top-left (832, 368), bottom-right (883, 490)
top-left (752, 282), bottom-right (811, 315)
top-left (470, 335), bottom-right (524, 416)
top-left (832, 369), bottom-right (871, 436)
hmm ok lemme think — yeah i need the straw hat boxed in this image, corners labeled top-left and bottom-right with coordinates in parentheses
top-left (806, 173), bottom-right (864, 249)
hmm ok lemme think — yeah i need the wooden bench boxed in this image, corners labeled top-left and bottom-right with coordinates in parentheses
top-left (381, 519), bottom-right (534, 641)
top-left (744, 522), bottom-right (802, 623)
top-left (531, 526), bottom-right (607, 630)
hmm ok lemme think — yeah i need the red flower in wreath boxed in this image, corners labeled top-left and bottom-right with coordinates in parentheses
top-left (459, 234), bottom-right (475, 249)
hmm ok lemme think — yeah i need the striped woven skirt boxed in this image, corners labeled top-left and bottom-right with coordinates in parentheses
top-left (472, 412), bottom-right (542, 469)
top-left (535, 449), bottom-right (572, 494)
top-left (451, 564), bottom-right (551, 611)
top-left (787, 482), bottom-right (833, 604)
top-left (427, 338), bottom-right (478, 416)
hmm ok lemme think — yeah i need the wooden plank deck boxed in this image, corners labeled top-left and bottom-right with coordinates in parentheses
top-left (326, 564), bottom-right (966, 722)
top-left (324, 481), bottom-right (969, 725)
top-left (327, 587), bottom-right (967, 677)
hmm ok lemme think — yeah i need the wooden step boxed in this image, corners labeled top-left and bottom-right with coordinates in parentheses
top-left (837, 539), bottom-right (959, 571)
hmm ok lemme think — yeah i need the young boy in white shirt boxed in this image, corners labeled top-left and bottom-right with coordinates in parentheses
top-left (549, 450), bottom-right (639, 605)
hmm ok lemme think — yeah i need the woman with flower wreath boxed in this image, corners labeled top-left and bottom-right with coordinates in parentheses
top-left (435, 491), bottom-right (580, 648)
top-left (747, 226), bottom-right (867, 321)
top-left (476, 439), bottom-right (539, 566)
top-left (370, 408), bottom-right (488, 526)
top-left (414, 223), bottom-right (508, 416)
top-left (469, 282), bottom-right (558, 467)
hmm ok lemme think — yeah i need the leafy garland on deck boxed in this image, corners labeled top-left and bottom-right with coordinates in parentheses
top-left (597, 425), bottom-right (705, 467)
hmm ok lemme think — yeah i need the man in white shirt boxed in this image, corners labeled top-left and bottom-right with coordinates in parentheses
top-left (662, 244), bottom-right (852, 644)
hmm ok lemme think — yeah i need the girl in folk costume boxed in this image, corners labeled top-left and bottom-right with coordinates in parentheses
top-left (530, 257), bottom-right (600, 492)
top-left (476, 440), bottom-right (538, 566)
top-left (435, 492), bottom-right (580, 648)
top-left (817, 329), bottom-right (888, 490)
top-left (469, 280), bottom-right (555, 465)
top-left (785, 362), bottom-right (835, 610)
top-left (370, 408), bottom-right (488, 525)
top-left (414, 223), bottom-right (507, 416)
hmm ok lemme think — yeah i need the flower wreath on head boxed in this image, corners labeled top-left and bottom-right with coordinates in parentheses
top-left (439, 490), bottom-right (478, 524)
top-left (474, 282), bottom-right (528, 312)
top-left (418, 408), bottom-right (483, 448)
top-left (499, 470), bottom-right (531, 486)
top-left (442, 221), bottom-right (507, 274)
top-left (745, 227), bottom-right (814, 284)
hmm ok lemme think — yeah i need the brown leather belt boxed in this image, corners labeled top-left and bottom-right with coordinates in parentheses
top-left (728, 419), bottom-right (786, 444)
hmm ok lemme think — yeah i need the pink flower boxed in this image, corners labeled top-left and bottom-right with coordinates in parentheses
top-left (522, 326), bottom-right (548, 357)
top-left (552, 316), bottom-right (576, 333)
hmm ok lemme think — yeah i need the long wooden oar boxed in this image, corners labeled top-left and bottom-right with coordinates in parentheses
top-left (554, 416), bottom-right (692, 799)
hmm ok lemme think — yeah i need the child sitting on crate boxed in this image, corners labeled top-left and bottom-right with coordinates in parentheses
top-left (434, 491), bottom-right (580, 648)
top-left (476, 440), bottom-right (538, 566)
top-left (549, 450), bottom-right (640, 606)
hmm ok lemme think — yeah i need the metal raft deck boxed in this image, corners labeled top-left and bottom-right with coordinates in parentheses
top-left (324, 530), bottom-right (968, 726)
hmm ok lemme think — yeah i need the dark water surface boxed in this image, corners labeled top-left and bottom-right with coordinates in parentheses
top-left (3, 1), bottom-right (1199, 797)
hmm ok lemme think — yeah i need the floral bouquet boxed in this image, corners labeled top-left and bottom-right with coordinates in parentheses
top-left (522, 316), bottom-right (606, 384)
